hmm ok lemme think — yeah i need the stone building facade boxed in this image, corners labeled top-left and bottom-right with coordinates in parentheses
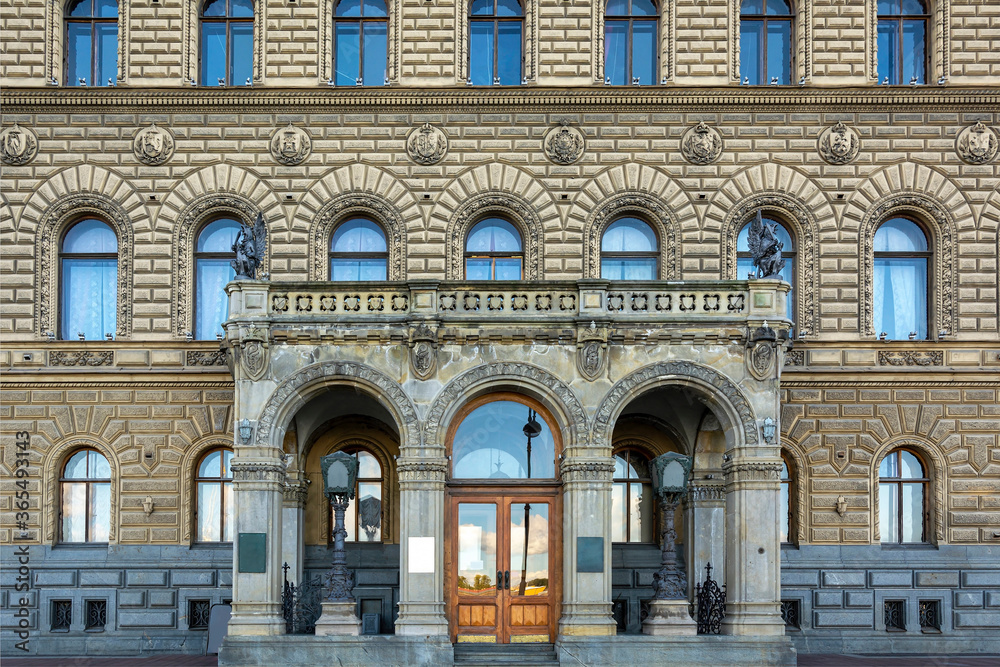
top-left (1, 0), bottom-right (999, 664)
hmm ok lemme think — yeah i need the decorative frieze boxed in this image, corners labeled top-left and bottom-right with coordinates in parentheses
top-left (877, 350), bottom-right (944, 367)
top-left (231, 462), bottom-right (286, 483)
top-left (723, 462), bottom-right (782, 484)
top-left (48, 350), bottom-right (114, 366)
top-left (186, 349), bottom-right (228, 366)
top-left (560, 460), bottom-right (615, 482)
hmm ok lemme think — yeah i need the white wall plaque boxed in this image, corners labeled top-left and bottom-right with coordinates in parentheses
top-left (408, 536), bottom-right (435, 573)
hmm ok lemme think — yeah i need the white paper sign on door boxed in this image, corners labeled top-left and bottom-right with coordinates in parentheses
top-left (408, 536), bottom-right (435, 573)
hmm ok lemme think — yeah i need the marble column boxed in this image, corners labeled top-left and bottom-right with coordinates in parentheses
top-left (557, 457), bottom-right (618, 638)
top-left (281, 478), bottom-right (308, 586)
top-left (393, 456), bottom-right (450, 636)
top-left (684, 482), bottom-right (726, 599)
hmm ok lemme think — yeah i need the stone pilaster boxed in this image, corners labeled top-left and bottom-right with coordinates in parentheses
top-left (684, 482), bottom-right (726, 599)
top-left (557, 457), bottom-right (618, 638)
top-left (281, 478), bottom-right (309, 586)
top-left (393, 456), bottom-right (449, 637)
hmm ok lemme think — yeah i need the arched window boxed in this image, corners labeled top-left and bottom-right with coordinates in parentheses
top-left (878, 449), bottom-right (928, 544)
top-left (737, 216), bottom-right (796, 320)
top-left (200, 0), bottom-right (253, 86)
top-left (874, 218), bottom-right (929, 340)
top-left (195, 219), bottom-right (240, 340)
top-left (60, 449), bottom-right (111, 543)
top-left (60, 219), bottom-right (118, 340)
top-left (329, 449), bottom-right (384, 542)
top-left (451, 398), bottom-right (557, 479)
top-left (740, 0), bottom-right (793, 85)
top-left (780, 457), bottom-right (792, 544)
top-left (465, 218), bottom-right (523, 280)
top-left (65, 0), bottom-right (118, 87)
top-left (333, 0), bottom-right (388, 86)
top-left (604, 0), bottom-right (658, 86)
top-left (877, 0), bottom-right (928, 85)
top-left (611, 449), bottom-right (654, 543)
top-left (195, 448), bottom-right (234, 543)
top-left (469, 0), bottom-right (523, 86)
top-left (329, 218), bottom-right (389, 281)
top-left (601, 217), bottom-right (658, 280)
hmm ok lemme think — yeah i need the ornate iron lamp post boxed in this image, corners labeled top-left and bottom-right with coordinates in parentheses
top-left (642, 452), bottom-right (697, 635)
top-left (314, 451), bottom-right (362, 635)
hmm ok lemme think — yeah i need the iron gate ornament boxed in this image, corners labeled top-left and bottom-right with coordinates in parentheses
top-left (695, 562), bottom-right (726, 634)
top-left (281, 562), bottom-right (325, 634)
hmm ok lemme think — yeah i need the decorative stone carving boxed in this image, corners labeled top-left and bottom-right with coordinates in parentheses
top-left (577, 321), bottom-right (607, 381)
top-left (406, 123), bottom-right (448, 165)
top-left (784, 349), bottom-right (804, 367)
top-left (723, 461), bottom-right (782, 484)
top-left (447, 191), bottom-right (542, 280)
top-left (817, 122), bottom-right (860, 165)
top-left (746, 323), bottom-right (778, 381)
top-left (877, 350), bottom-right (943, 367)
top-left (49, 350), bottom-right (114, 367)
top-left (238, 325), bottom-right (269, 382)
top-left (186, 349), bottom-right (228, 366)
top-left (132, 123), bottom-right (175, 165)
top-left (543, 122), bottom-right (585, 165)
top-left (560, 460), bottom-right (615, 482)
top-left (283, 480), bottom-right (310, 507)
top-left (231, 213), bottom-right (268, 280)
top-left (0, 123), bottom-right (38, 165)
top-left (408, 324), bottom-right (438, 380)
top-left (955, 121), bottom-right (998, 165)
top-left (680, 122), bottom-right (723, 164)
top-left (746, 212), bottom-right (786, 279)
top-left (309, 192), bottom-right (406, 279)
top-left (231, 462), bottom-right (286, 483)
top-left (269, 123), bottom-right (312, 166)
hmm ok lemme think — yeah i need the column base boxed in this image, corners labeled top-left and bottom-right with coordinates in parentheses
top-left (393, 601), bottom-right (449, 637)
top-left (721, 602), bottom-right (786, 636)
top-left (641, 600), bottom-right (697, 636)
top-left (227, 607), bottom-right (286, 637)
top-left (314, 601), bottom-right (361, 636)
top-left (557, 603), bottom-right (618, 637)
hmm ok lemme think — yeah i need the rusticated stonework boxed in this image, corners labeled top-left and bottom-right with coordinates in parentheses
top-left (309, 192), bottom-right (406, 281)
top-left (585, 191), bottom-right (680, 281)
top-left (446, 191), bottom-right (542, 280)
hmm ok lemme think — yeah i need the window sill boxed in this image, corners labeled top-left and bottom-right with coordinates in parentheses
top-left (920, 628), bottom-right (942, 635)
top-left (52, 543), bottom-right (109, 549)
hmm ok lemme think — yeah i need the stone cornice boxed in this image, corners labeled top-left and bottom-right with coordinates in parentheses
top-left (3, 87), bottom-right (999, 113)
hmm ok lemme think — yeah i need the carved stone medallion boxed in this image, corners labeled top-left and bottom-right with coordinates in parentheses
top-left (746, 341), bottom-right (775, 381)
top-left (239, 325), bottom-right (269, 381)
top-left (408, 324), bottom-right (437, 380)
top-left (0, 123), bottom-right (38, 166)
top-left (680, 122), bottom-right (723, 164)
top-left (132, 123), bottom-right (175, 165)
top-left (406, 123), bottom-right (448, 165)
top-left (576, 321), bottom-right (607, 381)
top-left (956, 121), bottom-right (998, 165)
top-left (269, 123), bottom-right (312, 166)
top-left (817, 122), bottom-right (860, 165)
top-left (544, 122), bottom-right (585, 165)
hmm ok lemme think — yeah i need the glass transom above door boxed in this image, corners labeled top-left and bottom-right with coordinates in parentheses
top-left (452, 400), bottom-right (556, 479)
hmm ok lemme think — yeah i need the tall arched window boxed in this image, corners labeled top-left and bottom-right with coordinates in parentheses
top-left (740, 0), bottom-right (793, 85)
top-left (601, 217), bottom-right (658, 280)
top-left (877, 0), bottom-right (928, 85)
top-left (780, 457), bottom-right (792, 544)
top-left (737, 216), bottom-right (796, 320)
top-left (611, 449), bottom-right (654, 543)
top-left (60, 219), bottom-right (118, 340)
top-left (329, 218), bottom-right (389, 281)
top-left (874, 218), bottom-right (929, 340)
top-left (604, 0), bottom-right (658, 86)
top-left (329, 449), bottom-right (384, 542)
top-left (333, 0), bottom-right (388, 86)
top-left (61, 449), bottom-right (111, 543)
top-left (65, 0), bottom-right (118, 87)
top-left (465, 218), bottom-right (523, 280)
top-left (196, 448), bottom-right (234, 543)
top-left (878, 449), bottom-right (928, 544)
top-left (200, 0), bottom-right (253, 86)
top-left (469, 0), bottom-right (523, 86)
top-left (195, 219), bottom-right (240, 340)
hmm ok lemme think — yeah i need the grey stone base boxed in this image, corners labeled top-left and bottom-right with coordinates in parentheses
top-left (557, 635), bottom-right (796, 667)
top-left (789, 632), bottom-right (1000, 656)
top-left (218, 635), bottom-right (455, 667)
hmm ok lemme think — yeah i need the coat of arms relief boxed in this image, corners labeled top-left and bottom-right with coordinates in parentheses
top-left (817, 122), bottom-right (860, 165)
top-left (680, 122), bottom-right (723, 164)
top-left (270, 124), bottom-right (312, 166)
top-left (956, 121), bottom-right (998, 165)
top-left (132, 123), bottom-right (175, 165)
top-left (0, 123), bottom-right (39, 166)
top-left (406, 123), bottom-right (448, 165)
top-left (544, 122), bottom-right (585, 165)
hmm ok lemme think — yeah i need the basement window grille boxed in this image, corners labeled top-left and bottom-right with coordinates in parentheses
top-left (780, 600), bottom-right (800, 630)
top-left (884, 599), bottom-right (906, 632)
top-left (52, 600), bottom-right (72, 631)
top-left (919, 599), bottom-right (941, 633)
top-left (189, 599), bottom-right (211, 630)
top-left (85, 600), bottom-right (107, 631)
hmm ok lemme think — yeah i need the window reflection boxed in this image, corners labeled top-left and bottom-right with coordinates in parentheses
top-left (604, 0), bottom-right (658, 86)
top-left (331, 449), bottom-right (383, 542)
top-left (878, 449), bottom-right (927, 544)
top-left (200, 0), bottom-right (254, 86)
top-left (740, 0), bottom-right (793, 85)
top-left (601, 217), bottom-right (659, 280)
top-left (877, 0), bottom-right (928, 85)
top-left (334, 0), bottom-right (388, 86)
top-left (329, 218), bottom-right (388, 281)
top-left (874, 218), bottom-right (929, 340)
top-left (65, 0), bottom-right (118, 87)
top-left (465, 219), bottom-right (523, 280)
top-left (196, 448), bottom-right (234, 542)
top-left (457, 503), bottom-right (497, 593)
top-left (452, 401), bottom-right (555, 479)
top-left (611, 449), bottom-right (653, 543)
top-left (469, 0), bottom-right (523, 85)
top-left (510, 503), bottom-right (549, 595)
top-left (60, 449), bottom-right (111, 543)
top-left (195, 219), bottom-right (240, 339)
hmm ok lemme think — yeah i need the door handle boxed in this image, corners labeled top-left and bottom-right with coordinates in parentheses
top-left (497, 571), bottom-right (503, 590)
top-left (505, 570), bottom-right (510, 590)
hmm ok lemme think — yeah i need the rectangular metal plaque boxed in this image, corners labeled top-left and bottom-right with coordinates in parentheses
top-left (238, 533), bottom-right (266, 573)
top-left (577, 536), bottom-right (604, 573)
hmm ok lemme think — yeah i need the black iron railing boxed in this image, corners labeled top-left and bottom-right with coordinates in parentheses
top-left (694, 562), bottom-right (726, 635)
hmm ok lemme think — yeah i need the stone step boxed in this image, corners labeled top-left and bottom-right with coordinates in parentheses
top-left (454, 642), bottom-right (559, 665)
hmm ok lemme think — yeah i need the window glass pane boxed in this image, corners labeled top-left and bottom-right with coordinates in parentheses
top-left (631, 482), bottom-right (653, 542)
top-left (335, 22), bottom-right (361, 85)
top-left (231, 0), bottom-right (255, 17)
top-left (62, 482), bottom-right (87, 542)
top-left (879, 482), bottom-right (899, 543)
top-left (613, 454), bottom-right (627, 478)
top-left (741, 0), bottom-right (764, 13)
top-left (67, 22), bottom-right (92, 86)
top-left (877, 0), bottom-right (898, 13)
top-left (766, 0), bottom-right (791, 15)
top-left (199, 450), bottom-right (222, 478)
top-left (89, 482), bottom-right (110, 542)
top-left (363, 22), bottom-right (388, 86)
top-left (357, 481), bottom-right (382, 542)
top-left (877, 20), bottom-right (899, 85)
top-left (470, 21), bottom-right (494, 85)
top-left (358, 259), bottom-right (388, 281)
top-left (631, 20), bottom-right (657, 85)
top-left (736, 256), bottom-right (754, 280)
top-left (740, 20), bottom-right (763, 85)
top-left (494, 257), bottom-right (522, 280)
top-left (509, 503), bottom-right (548, 595)
top-left (782, 256), bottom-right (795, 319)
top-left (230, 22), bottom-right (253, 84)
top-left (222, 450), bottom-right (233, 477)
top-left (203, 0), bottom-right (227, 17)
top-left (467, 219), bottom-right (522, 252)
top-left (471, 0), bottom-right (493, 16)
top-left (196, 259), bottom-right (234, 339)
top-left (766, 19), bottom-right (790, 84)
top-left (65, 451), bottom-right (90, 479)
top-left (452, 401), bottom-right (556, 479)
top-left (331, 259), bottom-right (359, 281)
top-left (364, 0), bottom-right (388, 17)
top-left (96, 0), bottom-right (118, 18)
top-left (357, 451), bottom-right (381, 478)
top-left (873, 257), bottom-right (927, 339)
top-left (606, 0), bottom-right (627, 15)
top-left (344, 495), bottom-right (357, 541)
top-left (602, 218), bottom-right (657, 252)
top-left (780, 480), bottom-right (790, 543)
top-left (601, 258), bottom-right (656, 280)
top-left (201, 22), bottom-right (227, 85)
top-left (631, 0), bottom-right (657, 17)
top-left (332, 219), bottom-right (387, 252)
top-left (604, 21), bottom-right (628, 86)
top-left (612, 482), bottom-right (627, 542)
top-left (900, 0), bottom-right (925, 14)
top-left (874, 218), bottom-right (927, 252)
top-left (67, 0), bottom-right (92, 18)
top-left (627, 452), bottom-right (644, 479)
top-left (64, 219), bottom-right (118, 253)
top-left (496, 21), bottom-right (522, 85)
top-left (337, 0), bottom-right (362, 17)
top-left (457, 504), bottom-right (497, 593)
top-left (88, 452), bottom-right (110, 478)
top-left (197, 219), bottom-right (241, 252)
top-left (223, 481), bottom-right (234, 541)
top-left (901, 19), bottom-right (925, 84)
top-left (466, 258), bottom-right (492, 280)
top-left (496, 0), bottom-right (522, 17)
top-left (780, 460), bottom-right (789, 479)
top-left (880, 451), bottom-right (898, 478)
top-left (96, 22), bottom-right (118, 86)
top-left (900, 450), bottom-right (923, 478)
top-left (198, 481), bottom-right (222, 541)
top-left (62, 258), bottom-right (117, 340)
top-left (738, 219), bottom-right (793, 252)
top-left (902, 483), bottom-right (923, 543)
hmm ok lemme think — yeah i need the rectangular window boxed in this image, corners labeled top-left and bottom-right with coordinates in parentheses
top-left (330, 258), bottom-right (388, 281)
top-left (230, 22), bottom-right (254, 85)
top-left (766, 20), bottom-right (790, 85)
top-left (740, 20), bottom-right (763, 85)
top-left (470, 21), bottom-right (494, 85)
top-left (85, 599), bottom-right (107, 631)
top-left (901, 482), bottom-right (923, 543)
top-left (89, 482), bottom-right (110, 542)
top-left (631, 20), bottom-right (656, 85)
top-left (493, 257), bottom-right (521, 280)
top-left (884, 599), bottom-right (906, 631)
top-left (198, 480), bottom-right (222, 542)
top-left (780, 600), bottom-right (800, 630)
top-left (195, 259), bottom-right (234, 340)
top-left (873, 257), bottom-right (927, 339)
top-left (61, 258), bottom-right (117, 340)
top-left (52, 600), bottom-right (72, 631)
top-left (355, 481), bottom-right (382, 542)
top-left (918, 600), bottom-right (940, 633)
top-left (362, 22), bottom-right (387, 86)
top-left (605, 21), bottom-right (628, 85)
top-left (630, 481), bottom-right (653, 543)
top-left (901, 19), bottom-right (925, 84)
top-left (67, 23), bottom-right (92, 86)
top-left (95, 22), bottom-right (117, 86)
top-left (189, 599), bottom-right (211, 630)
top-left (496, 21), bottom-right (522, 85)
top-left (601, 258), bottom-right (656, 281)
top-left (611, 482), bottom-right (627, 542)
top-left (335, 23), bottom-right (360, 86)
top-left (879, 482), bottom-right (899, 543)
top-left (465, 258), bottom-right (492, 281)
top-left (201, 22), bottom-right (227, 85)
top-left (62, 482), bottom-right (87, 542)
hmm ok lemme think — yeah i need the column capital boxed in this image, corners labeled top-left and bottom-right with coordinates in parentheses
top-left (397, 457), bottom-right (448, 483)
top-left (282, 479), bottom-right (309, 508)
top-left (560, 457), bottom-right (614, 484)
top-left (723, 460), bottom-right (782, 487)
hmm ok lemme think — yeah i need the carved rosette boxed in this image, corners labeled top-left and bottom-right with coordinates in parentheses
top-left (132, 123), bottom-right (175, 165)
top-left (817, 122), bottom-right (860, 165)
top-left (269, 123), bottom-right (312, 166)
top-left (680, 122), bottom-right (723, 164)
top-left (406, 123), bottom-right (448, 165)
top-left (543, 122), bottom-right (585, 165)
top-left (238, 325), bottom-right (269, 381)
top-left (956, 121), bottom-right (998, 165)
top-left (577, 322), bottom-right (607, 381)
top-left (408, 324), bottom-right (438, 380)
top-left (0, 123), bottom-right (38, 165)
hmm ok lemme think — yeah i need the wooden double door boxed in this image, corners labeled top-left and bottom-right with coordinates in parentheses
top-left (447, 487), bottom-right (561, 644)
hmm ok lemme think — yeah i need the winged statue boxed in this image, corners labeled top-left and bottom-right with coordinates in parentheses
top-left (231, 213), bottom-right (268, 279)
top-left (746, 211), bottom-right (785, 279)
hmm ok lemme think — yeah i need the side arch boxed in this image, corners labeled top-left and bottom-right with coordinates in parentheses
top-left (583, 190), bottom-right (680, 280)
top-left (979, 185), bottom-right (1000, 318)
top-left (869, 437), bottom-right (946, 545)
top-left (780, 441), bottom-right (809, 545)
top-left (42, 437), bottom-right (121, 545)
top-left (179, 435), bottom-right (235, 544)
